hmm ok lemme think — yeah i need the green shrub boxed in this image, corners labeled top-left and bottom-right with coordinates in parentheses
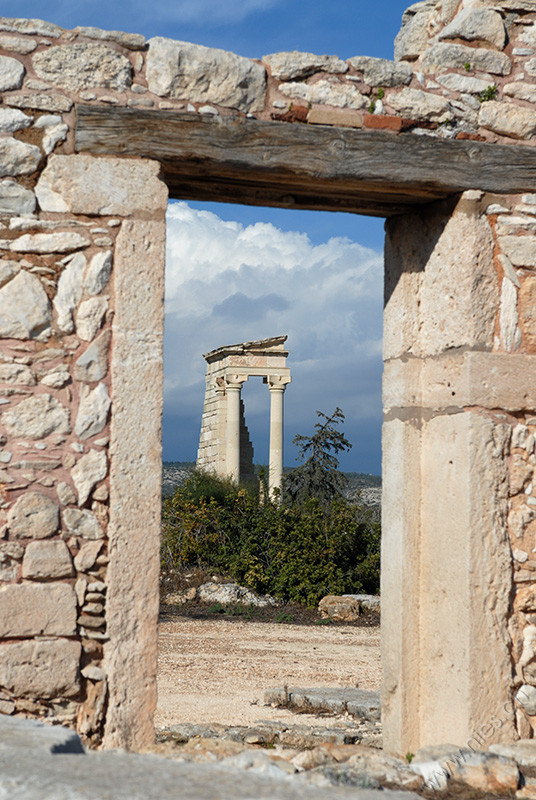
top-left (161, 472), bottom-right (380, 607)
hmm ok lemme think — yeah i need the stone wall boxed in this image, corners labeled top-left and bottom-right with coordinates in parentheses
top-left (1, 0), bottom-right (536, 751)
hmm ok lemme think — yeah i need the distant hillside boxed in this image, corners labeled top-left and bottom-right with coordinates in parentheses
top-left (162, 462), bottom-right (381, 507)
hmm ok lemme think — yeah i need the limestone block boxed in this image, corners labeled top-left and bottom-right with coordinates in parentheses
top-left (509, 454), bottom-right (532, 494)
top-left (4, 93), bottom-right (73, 112)
top-left (36, 155), bottom-right (168, 216)
top-left (0, 34), bottom-right (37, 54)
top-left (262, 51), bottom-right (347, 80)
top-left (394, 0), bottom-right (437, 61)
top-left (57, 481), bottom-right (77, 506)
top-left (439, 8), bottom-right (506, 49)
top-left (479, 101), bottom-right (536, 140)
top-left (347, 56), bottom-right (412, 87)
top-left (384, 196), bottom-right (497, 360)
top-left (42, 123), bottom-right (69, 156)
top-left (7, 492), bottom-right (59, 539)
top-left (2, 395), bottom-right (70, 440)
top-left (40, 364), bottom-right (71, 388)
top-left (421, 43), bottom-right (511, 75)
top-left (146, 37), bottom-right (266, 113)
top-left (387, 88), bottom-right (450, 122)
top-left (0, 109), bottom-right (31, 133)
top-left (500, 235), bottom-right (536, 268)
top-left (63, 507), bottom-right (104, 539)
top-left (318, 595), bottom-right (360, 621)
top-left (0, 17), bottom-right (63, 37)
top-left (0, 179), bottom-right (36, 215)
top-left (74, 540), bottom-right (103, 572)
top-left (22, 540), bottom-right (74, 579)
top-left (2, 231), bottom-right (90, 254)
top-left (75, 296), bottom-right (108, 341)
top-left (500, 276), bottom-right (521, 351)
top-left (71, 450), bottom-right (108, 507)
top-left (75, 383), bottom-right (111, 440)
top-left (436, 73), bottom-right (492, 95)
top-left (53, 252), bottom-right (86, 333)
top-left (83, 250), bottom-right (112, 295)
top-left (0, 639), bottom-right (80, 698)
top-left (73, 330), bottom-right (111, 382)
top-left (517, 685), bottom-right (536, 715)
top-left (278, 79), bottom-right (366, 109)
top-left (0, 54), bottom-right (24, 91)
top-left (0, 363), bottom-right (35, 385)
top-left (73, 26), bottom-right (146, 50)
top-left (504, 82), bottom-right (536, 103)
top-left (520, 277), bottom-right (536, 350)
top-left (0, 137), bottom-right (41, 177)
top-left (32, 43), bottom-right (132, 92)
top-left (0, 582), bottom-right (77, 636)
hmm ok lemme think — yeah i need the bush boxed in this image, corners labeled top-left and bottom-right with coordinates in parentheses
top-left (161, 471), bottom-right (380, 607)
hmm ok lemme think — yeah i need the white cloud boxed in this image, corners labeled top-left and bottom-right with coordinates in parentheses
top-left (164, 202), bottom-right (383, 469)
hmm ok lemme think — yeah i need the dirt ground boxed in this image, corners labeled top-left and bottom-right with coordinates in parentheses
top-left (155, 609), bottom-right (381, 729)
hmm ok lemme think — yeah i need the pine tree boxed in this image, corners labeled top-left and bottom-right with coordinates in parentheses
top-left (284, 407), bottom-right (352, 506)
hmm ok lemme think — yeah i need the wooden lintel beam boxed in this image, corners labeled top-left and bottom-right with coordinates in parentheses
top-left (75, 105), bottom-right (536, 217)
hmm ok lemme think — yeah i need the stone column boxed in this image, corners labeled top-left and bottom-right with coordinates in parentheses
top-left (268, 378), bottom-right (286, 499)
top-left (226, 377), bottom-right (244, 483)
top-left (382, 193), bottom-right (517, 755)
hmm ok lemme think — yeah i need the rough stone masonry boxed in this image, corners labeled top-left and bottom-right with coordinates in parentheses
top-left (2, 0), bottom-right (536, 756)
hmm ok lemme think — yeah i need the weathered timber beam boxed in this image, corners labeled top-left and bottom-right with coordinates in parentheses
top-left (75, 105), bottom-right (536, 217)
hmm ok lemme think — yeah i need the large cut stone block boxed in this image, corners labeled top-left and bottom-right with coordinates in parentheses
top-left (22, 540), bottom-right (74, 579)
top-left (7, 492), bottom-right (59, 539)
top-left (32, 42), bottom-right (132, 92)
top-left (0, 270), bottom-right (51, 340)
top-left (0, 583), bottom-right (77, 636)
top-left (0, 639), bottom-right (81, 698)
top-left (146, 38), bottom-right (266, 113)
top-left (35, 155), bottom-right (168, 216)
top-left (2, 394), bottom-right (70, 439)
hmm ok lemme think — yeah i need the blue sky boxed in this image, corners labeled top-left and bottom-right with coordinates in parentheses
top-left (10, 1), bottom-right (413, 474)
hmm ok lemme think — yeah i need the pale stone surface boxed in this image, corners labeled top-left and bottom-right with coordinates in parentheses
top-left (387, 87), bottom-right (451, 121)
top-left (53, 252), bottom-right (86, 333)
top-left (146, 37), bottom-right (266, 113)
top-left (7, 491), bottom-right (59, 540)
top-left (0, 640), bottom-right (80, 699)
top-left (0, 582), bottom-right (77, 636)
top-left (40, 364), bottom-right (71, 388)
top-left (0, 179), bottom-right (36, 215)
top-left (421, 43), bottom-right (511, 75)
top-left (36, 155), bottom-right (168, 215)
top-left (0, 108), bottom-right (31, 133)
top-left (75, 296), bottom-right (108, 341)
top-left (62, 507), bottom-right (104, 539)
top-left (42, 122), bottom-right (69, 156)
top-left (517, 685), bottom-right (536, 715)
top-left (439, 8), bottom-right (506, 49)
top-left (0, 17), bottom-right (63, 37)
top-left (32, 43), bottom-right (132, 91)
top-left (318, 595), bottom-right (361, 621)
top-left (73, 330), bottom-right (111, 382)
top-left (74, 383), bottom-right (111, 440)
top-left (500, 276), bottom-right (521, 351)
top-left (22, 540), bottom-right (74, 579)
top-left (0, 363), bottom-right (36, 385)
top-left (479, 101), bottom-right (536, 139)
top-left (56, 481), bottom-right (77, 506)
top-left (83, 250), bottom-right (112, 295)
top-left (2, 394), bottom-right (70, 440)
top-left (74, 540), bottom-right (103, 572)
top-left (504, 82), bottom-right (536, 103)
top-left (2, 231), bottom-right (90, 254)
top-left (0, 259), bottom-right (19, 286)
top-left (436, 73), bottom-right (492, 94)
top-left (4, 93), bottom-right (73, 112)
top-left (500, 235), bottom-right (536, 267)
top-left (348, 56), bottom-right (412, 86)
top-left (411, 748), bottom-right (519, 793)
top-left (279, 79), bottom-right (366, 109)
top-left (0, 54), bottom-right (24, 91)
top-left (71, 449), bottom-right (107, 506)
top-left (0, 34), bottom-right (37, 54)
top-left (0, 137), bottom-right (41, 177)
top-left (490, 740), bottom-right (536, 767)
top-left (104, 213), bottom-right (166, 749)
top-left (73, 26), bottom-right (146, 50)
top-left (520, 277), bottom-right (536, 349)
top-left (394, 0), bottom-right (436, 61)
top-left (262, 51), bottom-right (347, 80)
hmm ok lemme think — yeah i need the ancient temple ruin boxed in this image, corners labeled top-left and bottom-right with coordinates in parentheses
top-left (3, 2), bottom-right (536, 756)
top-left (197, 337), bottom-right (291, 495)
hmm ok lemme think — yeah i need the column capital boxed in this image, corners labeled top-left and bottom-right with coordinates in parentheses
top-left (225, 373), bottom-right (247, 390)
top-left (266, 374), bottom-right (291, 391)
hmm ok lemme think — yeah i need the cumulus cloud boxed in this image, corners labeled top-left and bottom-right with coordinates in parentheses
top-left (164, 201), bottom-right (383, 471)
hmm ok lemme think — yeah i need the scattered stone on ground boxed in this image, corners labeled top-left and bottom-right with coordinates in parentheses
top-left (196, 582), bottom-right (278, 608)
top-left (264, 687), bottom-right (381, 721)
top-left (319, 594), bottom-right (362, 621)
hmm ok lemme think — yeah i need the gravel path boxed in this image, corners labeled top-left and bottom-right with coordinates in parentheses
top-left (155, 615), bottom-right (381, 729)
